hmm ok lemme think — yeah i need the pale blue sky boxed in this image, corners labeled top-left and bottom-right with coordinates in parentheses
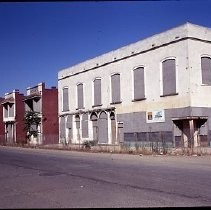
top-left (0, 1), bottom-right (211, 96)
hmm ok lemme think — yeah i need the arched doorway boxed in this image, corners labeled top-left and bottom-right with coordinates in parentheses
top-left (90, 112), bottom-right (98, 142)
top-left (66, 115), bottom-right (72, 143)
top-left (110, 112), bottom-right (116, 144)
top-left (98, 111), bottom-right (108, 144)
top-left (75, 114), bottom-right (81, 143)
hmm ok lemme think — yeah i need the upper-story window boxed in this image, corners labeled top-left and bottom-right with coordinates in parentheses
top-left (25, 96), bottom-right (41, 113)
top-left (62, 87), bottom-right (69, 111)
top-left (133, 67), bottom-right (145, 101)
top-left (201, 56), bottom-right (211, 85)
top-left (8, 104), bottom-right (14, 117)
top-left (3, 103), bottom-right (14, 118)
top-left (33, 99), bottom-right (41, 112)
top-left (77, 83), bottom-right (84, 109)
top-left (4, 105), bottom-right (8, 118)
top-left (93, 78), bottom-right (102, 107)
top-left (161, 58), bottom-right (177, 96)
top-left (111, 73), bottom-right (121, 104)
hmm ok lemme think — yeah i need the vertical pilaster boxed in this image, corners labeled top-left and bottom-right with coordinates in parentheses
top-left (108, 112), bottom-right (112, 144)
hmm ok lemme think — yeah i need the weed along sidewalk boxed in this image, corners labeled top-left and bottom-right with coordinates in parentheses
top-left (3, 141), bottom-right (211, 157)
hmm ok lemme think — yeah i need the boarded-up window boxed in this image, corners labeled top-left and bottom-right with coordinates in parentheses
top-left (77, 83), bottom-right (84, 109)
top-left (162, 59), bottom-right (176, 96)
top-left (9, 104), bottom-right (14, 117)
top-left (111, 74), bottom-right (121, 103)
top-left (62, 87), bottom-right (69, 111)
top-left (133, 67), bottom-right (145, 100)
top-left (66, 115), bottom-right (72, 129)
top-left (6, 123), bottom-right (13, 143)
top-left (33, 99), bottom-right (41, 112)
top-left (4, 106), bottom-right (8, 118)
top-left (98, 112), bottom-right (108, 143)
top-left (66, 115), bottom-right (72, 142)
top-left (201, 57), bottom-right (211, 85)
top-left (60, 117), bottom-right (65, 139)
top-left (82, 113), bottom-right (89, 138)
top-left (94, 78), bottom-right (101, 106)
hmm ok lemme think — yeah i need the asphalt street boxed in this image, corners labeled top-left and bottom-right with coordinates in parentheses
top-left (0, 146), bottom-right (211, 208)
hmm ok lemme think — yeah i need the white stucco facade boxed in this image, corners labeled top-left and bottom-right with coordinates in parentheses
top-left (58, 23), bottom-right (211, 148)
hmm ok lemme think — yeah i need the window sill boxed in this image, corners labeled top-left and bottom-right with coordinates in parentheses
top-left (110, 101), bottom-right (122, 105)
top-left (201, 84), bottom-right (211, 86)
top-left (62, 109), bottom-right (69, 112)
top-left (76, 107), bottom-right (85, 110)
top-left (92, 104), bottom-right (102, 108)
top-left (160, 93), bottom-right (178, 97)
top-left (132, 98), bottom-right (146, 102)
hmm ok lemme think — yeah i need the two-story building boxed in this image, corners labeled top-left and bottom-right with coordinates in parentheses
top-left (1, 90), bottom-right (26, 144)
top-left (24, 82), bottom-right (59, 145)
top-left (57, 22), bottom-right (211, 149)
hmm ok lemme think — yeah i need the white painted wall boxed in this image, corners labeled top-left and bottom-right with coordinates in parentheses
top-left (58, 22), bottom-right (211, 143)
top-left (188, 39), bottom-right (211, 107)
top-left (58, 24), bottom-right (199, 115)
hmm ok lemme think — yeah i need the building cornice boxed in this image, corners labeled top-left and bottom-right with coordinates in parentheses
top-left (58, 36), bottom-right (211, 81)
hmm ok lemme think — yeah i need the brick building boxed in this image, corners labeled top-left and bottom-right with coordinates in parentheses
top-left (1, 90), bottom-right (26, 144)
top-left (24, 82), bottom-right (59, 145)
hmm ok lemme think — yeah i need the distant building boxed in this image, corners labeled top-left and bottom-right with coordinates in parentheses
top-left (0, 97), bottom-right (4, 144)
top-left (1, 90), bottom-right (26, 144)
top-left (24, 82), bottom-right (59, 145)
top-left (58, 23), bottom-right (211, 149)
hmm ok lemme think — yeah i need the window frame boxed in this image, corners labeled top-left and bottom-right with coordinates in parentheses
top-left (201, 55), bottom-right (211, 86)
top-left (110, 73), bottom-right (122, 105)
top-left (76, 83), bottom-right (85, 110)
top-left (92, 77), bottom-right (102, 108)
top-left (132, 65), bottom-right (146, 102)
top-left (62, 86), bottom-right (69, 112)
top-left (160, 57), bottom-right (178, 97)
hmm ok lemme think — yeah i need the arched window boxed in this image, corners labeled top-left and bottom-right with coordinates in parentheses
top-left (162, 59), bottom-right (176, 96)
top-left (93, 78), bottom-right (102, 106)
top-left (110, 111), bottom-right (115, 120)
top-left (201, 56), bottom-right (211, 85)
top-left (75, 114), bottom-right (80, 129)
top-left (111, 73), bottom-right (121, 104)
top-left (90, 112), bottom-right (98, 121)
top-left (133, 67), bottom-right (145, 100)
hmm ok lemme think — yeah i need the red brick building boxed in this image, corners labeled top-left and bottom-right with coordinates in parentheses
top-left (24, 82), bottom-right (59, 145)
top-left (1, 90), bottom-right (26, 145)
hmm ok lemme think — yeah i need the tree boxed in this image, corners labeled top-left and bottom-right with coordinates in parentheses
top-left (24, 111), bottom-right (41, 141)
